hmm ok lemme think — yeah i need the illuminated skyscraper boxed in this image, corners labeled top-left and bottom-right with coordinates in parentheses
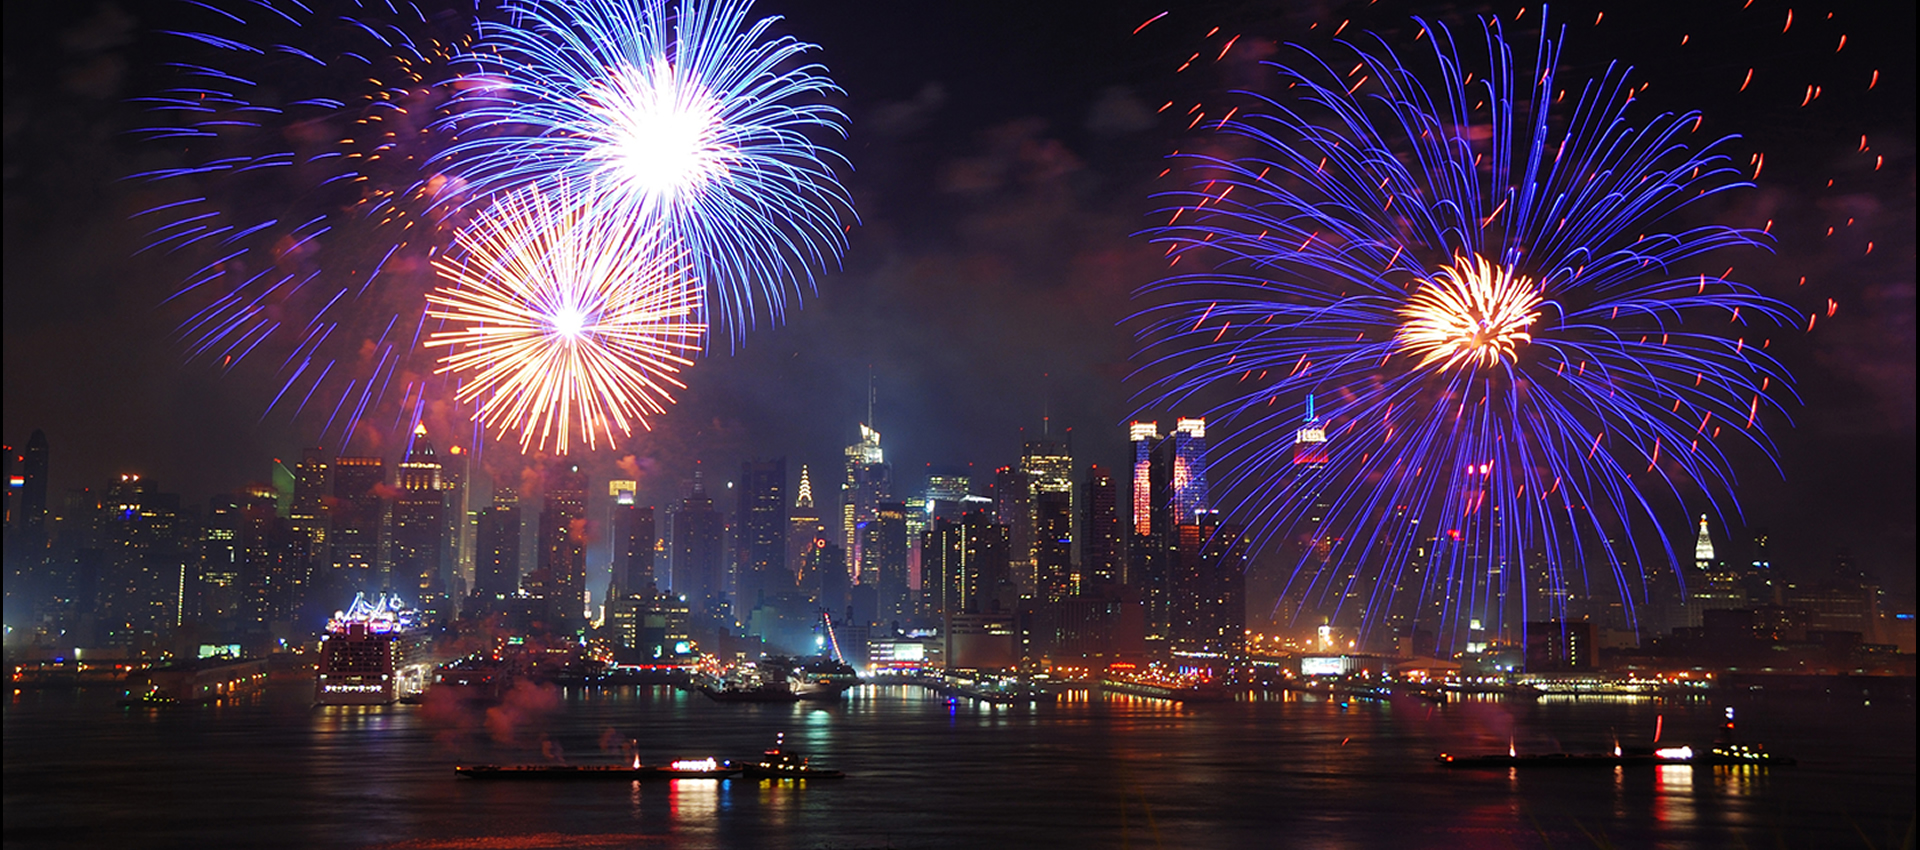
top-left (474, 488), bottom-right (521, 602)
top-left (842, 424), bottom-right (889, 579)
top-left (921, 509), bottom-right (1011, 623)
top-left (288, 448), bottom-right (329, 571)
top-left (392, 426), bottom-right (447, 624)
top-left (1132, 418), bottom-right (1213, 640)
top-left (1292, 395), bottom-right (1331, 536)
top-left (329, 456), bottom-right (386, 592)
top-left (670, 470), bottom-right (726, 620)
top-left (1693, 515), bottom-right (1716, 572)
top-left (862, 500), bottom-right (910, 624)
top-left (788, 465), bottom-right (824, 584)
top-left (736, 458), bottom-right (787, 621)
top-left (536, 465), bottom-right (588, 631)
top-left (1019, 437), bottom-right (1073, 599)
top-left (608, 480), bottom-right (654, 599)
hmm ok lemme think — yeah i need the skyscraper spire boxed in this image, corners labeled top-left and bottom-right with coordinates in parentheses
top-left (1693, 514), bottom-right (1715, 569)
top-left (795, 464), bottom-right (814, 510)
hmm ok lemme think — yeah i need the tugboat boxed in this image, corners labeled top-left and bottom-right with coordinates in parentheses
top-left (741, 733), bottom-right (844, 780)
top-left (1437, 707), bottom-right (1796, 768)
top-left (456, 753), bottom-right (743, 780)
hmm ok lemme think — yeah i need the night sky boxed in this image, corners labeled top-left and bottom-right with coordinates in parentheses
top-left (3, 0), bottom-right (1912, 598)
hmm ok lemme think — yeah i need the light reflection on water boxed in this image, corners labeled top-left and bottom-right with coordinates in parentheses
top-left (3, 683), bottom-right (1912, 849)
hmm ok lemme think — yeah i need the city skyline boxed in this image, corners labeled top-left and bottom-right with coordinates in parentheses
top-left (3, 1), bottom-right (1913, 599)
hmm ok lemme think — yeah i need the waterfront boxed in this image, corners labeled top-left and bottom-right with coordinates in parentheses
top-left (5, 683), bottom-right (1913, 849)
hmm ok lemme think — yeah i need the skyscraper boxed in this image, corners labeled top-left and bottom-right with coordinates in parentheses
top-left (392, 426), bottom-right (448, 623)
top-left (921, 509), bottom-right (1011, 623)
top-left (608, 481), bottom-right (655, 598)
top-left (288, 448), bottom-right (329, 576)
top-left (1018, 437), bottom-right (1073, 599)
top-left (735, 458), bottom-right (788, 621)
top-left (842, 424), bottom-right (889, 578)
top-left (1137, 417), bottom-right (1210, 642)
top-left (788, 464), bottom-right (823, 585)
top-left (19, 429), bottom-right (49, 542)
top-left (993, 464), bottom-right (1032, 594)
top-left (475, 487), bottom-right (522, 602)
top-left (1292, 395), bottom-right (1331, 537)
top-left (862, 500), bottom-right (910, 624)
top-left (330, 456), bottom-right (387, 592)
top-left (536, 465), bottom-right (588, 631)
top-left (1081, 464), bottom-right (1120, 588)
top-left (670, 471), bottom-right (725, 621)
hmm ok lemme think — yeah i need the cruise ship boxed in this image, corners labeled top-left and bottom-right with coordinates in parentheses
top-left (315, 593), bottom-right (431, 705)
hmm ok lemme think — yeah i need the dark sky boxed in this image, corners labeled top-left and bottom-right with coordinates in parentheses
top-left (4, 0), bottom-right (1913, 598)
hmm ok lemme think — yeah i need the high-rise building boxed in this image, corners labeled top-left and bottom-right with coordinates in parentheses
top-left (1034, 490), bottom-right (1073, 602)
top-left (1018, 437), bottom-right (1073, 598)
top-left (862, 501), bottom-right (910, 624)
top-left (993, 464), bottom-right (1032, 594)
top-left (608, 481), bottom-right (655, 598)
top-left (536, 465), bottom-right (588, 631)
top-left (392, 426), bottom-right (448, 624)
top-left (799, 536), bottom-right (848, 616)
top-left (19, 429), bottom-right (49, 541)
top-left (201, 496), bottom-right (242, 625)
top-left (787, 464), bottom-right (824, 588)
top-left (330, 457), bottom-right (387, 592)
top-left (235, 484), bottom-right (286, 634)
top-left (842, 424), bottom-right (890, 578)
top-left (1292, 395), bottom-right (1331, 537)
top-left (921, 509), bottom-right (1011, 622)
top-left (441, 443), bottom-right (472, 606)
top-left (1685, 514), bottom-right (1744, 625)
top-left (99, 474), bottom-right (187, 647)
top-left (1133, 417), bottom-right (1211, 642)
top-left (735, 458), bottom-right (787, 621)
top-left (1154, 418), bottom-right (1210, 528)
top-left (475, 488), bottom-right (522, 602)
top-left (288, 448), bottom-right (329, 575)
top-left (670, 471), bottom-right (726, 620)
top-left (1081, 464), bottom-right (1120, 588)
top-left (1168, 518), bottom-right (1248, 657)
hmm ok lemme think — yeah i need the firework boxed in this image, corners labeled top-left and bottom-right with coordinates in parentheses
top-left (426, 187), bottom-right (704, 455)
top-left (440, 0), bottom-right (854, 343)
top-left (1136, 15), bottom-right (1796, 645)
top-left (131, 0), bottom-right (481, 446)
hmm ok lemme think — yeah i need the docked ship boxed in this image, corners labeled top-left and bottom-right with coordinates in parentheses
top-left (315, 593), bottom-right (431, 706)
top-left (771, 656), bottom-right (862, 700)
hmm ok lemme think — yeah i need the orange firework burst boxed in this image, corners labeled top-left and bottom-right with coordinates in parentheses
top-left (1397, 254), bottom-right (1544, 370)
top-left (427, 187), bottom-right (703, 454)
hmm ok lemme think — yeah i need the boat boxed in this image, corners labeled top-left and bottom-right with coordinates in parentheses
top-left (1437, 744), bottom-right (1796, 768)
top-left (1438, 707), bottom-right (1795, 768)
top-left (455, 756), bottom-right (742, 780)
top-left (741, 733), bottom-right (844, 780)
top-left (698, 682), bottom-right (802, 703)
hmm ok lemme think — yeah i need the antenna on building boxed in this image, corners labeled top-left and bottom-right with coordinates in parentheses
top-left (866, 366), bottom-right (875, 429)
top-left (1042, 372), bottom-right (1050, 437)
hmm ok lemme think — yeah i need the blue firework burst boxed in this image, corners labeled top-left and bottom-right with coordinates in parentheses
top-left (1135, 14), bottom-right (1797, 646)
top-left (131, 0), bottom-right (481, 448)
top-left (439, 0), bottom-right (855, 344)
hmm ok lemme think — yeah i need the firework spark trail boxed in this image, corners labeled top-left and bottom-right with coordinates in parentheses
top-left (1134, 14), bottom-right (1798, 647)
top-left (439, 0), bottom-right (855, 345)
top-left (427, 187), bottom-right (704, 455)
top-left (132, 0), bottom-right (481, 448)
